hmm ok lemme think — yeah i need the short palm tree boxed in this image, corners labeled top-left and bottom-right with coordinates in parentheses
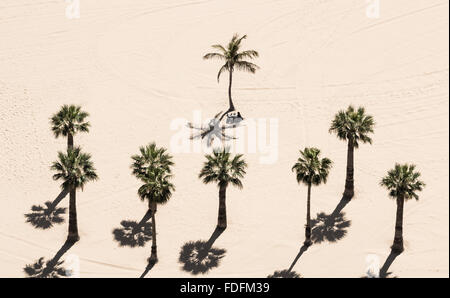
top-left (329, 106), bottom-right (374, 199)
top-left (131, 143), bottom-right (174, 214)
top-left (203, 34), bottom-right (259, 119)
top-left (380, 164), bottom-right (425, 253)
top-left (292, 147), bottom-right (332, 246)
top-left (199, 148), bottom-right (247, 229)
top-left (51, 147), bottom-right (98, 242)
top-left (50, 105), bottom-right (90, 150)
top-left (131, 143), bottom-right (174, 262)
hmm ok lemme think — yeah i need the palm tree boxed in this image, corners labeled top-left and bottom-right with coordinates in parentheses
top-left (50, 105), bottom-right (90, 150)
top-left (131, 143), bottom-right (174, 217)
top-left (380, 164), bottom-right (425, 253)
top-left (51, 147), bottom-right (98, 242)
top-left (199, 147), bottom-right (247, 229)
top-left (329, 106), bottom-right (374, 199)
top-left (137, 167), bottom-right (175, 262)
top-left (203, 34), bottom-right (259, 119)
top-left (131, 143), bottom-right (174, 262)
top-left (292, 147), bottom-right (332, 246)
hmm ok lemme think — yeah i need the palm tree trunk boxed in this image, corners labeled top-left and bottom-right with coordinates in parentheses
top-left (228, 68), bottom-right (235, 112)
top-left (392, 195), bottom-right (405, 253)
top-left (217, 185), bottom-right (227, 229)
top-left (344, 138), bottom-right (355, 199)
top-left (304, 183), bottom-right (312, 246)
top-left (68, 133), bottom-right (74, 150)
top-left (219, 68), bottom-right (236, 121)
top-left (150, 202), bottom-right (158, 262)
top-left (67, 186), bottom-right (79, 242)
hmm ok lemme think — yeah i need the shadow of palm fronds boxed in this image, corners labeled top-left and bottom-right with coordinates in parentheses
top-left (113, 220), bottom-right (152, 248)
top-left (25, 201), bottom-right (66, 229)
top-left (267, 269), bottom-right (302, 278)
top-left (311, 211), bottom-right (351, 243)
top-left (24, 241), bottom-right (74, 278)
top-left (179, 240), bottom-right (226, 275)
top-left (24, 257), bottom-right (67, 278)
top-left (188, 111), bottom-right (243, 147)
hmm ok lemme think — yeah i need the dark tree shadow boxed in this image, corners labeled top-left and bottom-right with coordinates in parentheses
top-left (311, 212), bottom-right (351, 243)
top-left (331, 196), bottom-right (351, 216)
top-left (139, 258), bottom-right (157, 278)
top-left (267, 245), bottom-right (308, 278)
top-left (267, 270), bottom-right (302, 278)
top-left (23, 240), bottom-right (74, 278)
top-left (311, 197), bottom-right (351, 244)
top-left (287, 245), bottom-right (308, 271)
top-left (25, 190), bottom-right (68, 229)
top-left (379, 250), bottom-right (401, 278)
top-left (178, 227), bottom-right (226, 275)
top-left (113, 211), bottom-right (153, 248)
top-left (188, 111), bottom-right (243, 147)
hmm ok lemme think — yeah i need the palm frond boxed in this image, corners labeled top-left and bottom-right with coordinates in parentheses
top-left (329, 105), bottom-right (375, 148)
top-left (51, 146), bottom-right (98, 190)
top-left (50, 105), bottom-right (90, 138)
top-left (380, 163), bottom-right (425, 201)
top-left (292, 147), bottom-right (332, 186)
top-left (204, 34), bottom-right (259, 80)
top-left (199, 147), bottom-right (247, 189)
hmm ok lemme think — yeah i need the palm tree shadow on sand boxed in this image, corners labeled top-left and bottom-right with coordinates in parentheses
top-left (311, 197), bottom-right (352, 244)
top-left (188, 111), bottom-right (243, 147)
top-left (379, 250), bottom-right (401, 278)
top-left (23, 240), bottom-right (74, 278)
top-left (267, 269), bottom-right (302, 278)
top-left (140, 256), bottom-right (157, 278)
top-left (113, 211), bottom-right (152, 248)
top-left (267, 245), bottom-right (308, 278)
top-left (178, 227), bottom-right (227, 275)
top-left (24, 189), bottom-right (68, 229)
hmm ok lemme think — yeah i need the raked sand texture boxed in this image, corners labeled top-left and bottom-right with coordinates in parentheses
top-left (0, 0), bottom-right (448, 277)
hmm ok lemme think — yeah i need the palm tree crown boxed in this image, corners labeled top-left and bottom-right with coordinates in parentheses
top-left (199, 148), bottom-right (247, 188)
top-left (138, 167), bottom-right (175, 205)
top-left (380, 164), bottom-right (425, 200)
top-left (203, 34), bottom-right (259, 82)
top-left (50, 105), bottom-right (90, 138)
top-left (292, 147), bottom-right (333, 185)
top-left (51, 147), bottom-right (98, 190)
top-left (131, 143), bottom-right (174, 178)
top-left (329, 105), bottom-right (375, 148)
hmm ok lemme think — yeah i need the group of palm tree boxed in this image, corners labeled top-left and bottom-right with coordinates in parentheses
top-left (292, 105), bottom-right (425, 253)
top-left (205, 34), bottom-right (426, 254)
top-left (50, 105), bottom-right (98, 243)
top-left (30, 34), bottom-right (425, 277)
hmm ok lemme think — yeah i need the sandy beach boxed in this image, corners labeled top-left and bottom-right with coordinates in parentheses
top-left (0, 0), bottom-right (448, 277)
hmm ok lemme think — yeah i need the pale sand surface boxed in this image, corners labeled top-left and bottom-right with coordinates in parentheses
top-left (0, 0), bottom-right (448, 277)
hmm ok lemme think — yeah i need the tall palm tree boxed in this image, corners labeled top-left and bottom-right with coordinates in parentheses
top-left (380, 164), bottom-right (425, 253)
top-left (50, 105), bottom-right (90, 150)
top-left (203, 34), bottom-right (259, 119)
top-left (292, 147), bottom-right (332, 246)
top-left (131, 143), bottom-right (174, 216)
top-left (329, 106), bottom-right (374, 199)
top-left (51, 147), bottom-right (98, 242)
top-left (199, 148), bottom-right (247, 229)
top-left (131, 143), bottom-right (174, 262)
top-left (138, 167), bottom-right (175, 262)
